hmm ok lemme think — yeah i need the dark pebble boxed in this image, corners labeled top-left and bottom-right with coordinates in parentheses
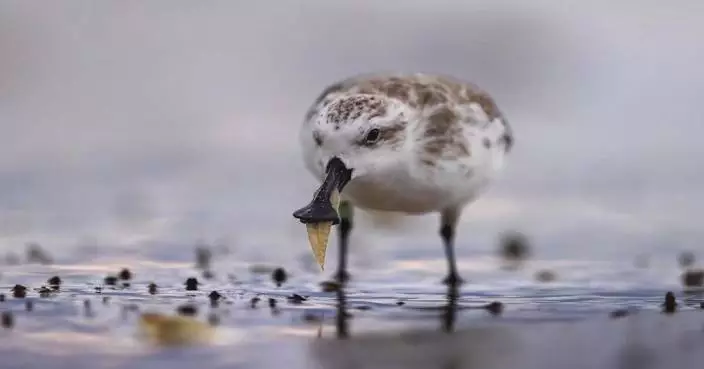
top-left (535, 269), bottom-right (557, 283)
top-left (104, 275), bottom-right (118, 286)
top-left (209, 291), bottom-right (222, 299)
top-left (250, 296), bottom-right (261, 308)
top-left (1, 312), bottom-right (14, 329)
top-left (11, 284), bottom-right (27, 299)
top-left (287, 294), bottom-right (307, 304)
top-left (396, 301), bottom-right (405, 306)
top-left (177, 304), bottom-right (198, 316)
top-left (25, 300), bottom-right (33, 312)
top-left (185, 277), bottom-right (199, 291)
top-left (681, 269), bottom-right (704, 288)
top-left (209, 291), bottom-right (222, 307)
top-left (678, 251), bottom-right (695, 268)
top-left (0, 294), bottom-right (5, 302)
top-left (102, 296), bottom-right (110, 305)
top-left (319, 280), bottom-right (342, 293)
top-left (662, 291), bottom-right (677, 314)
top-left (268, 298), bottom-right (277, 309)
top-left (118, 268), bottom-right (132, 281)
top-left (148, 283), bottom-right (158, 295)
top-left (356, 305), bottom-right (371, 311)
top-left (499, 231), bottom-right (530, 262)
top-left (272, 267), bottom-right (288, 287)
top-left (47, 276), bottom-right (62, 291)
top-left (485, 301), bottom-right (504, 316)
top-left (121, 282), bottom-right (131, 289)
top-left (94, 287), bottom-right (102, 294)
top-left (699, 302), bottom-right (704, 309)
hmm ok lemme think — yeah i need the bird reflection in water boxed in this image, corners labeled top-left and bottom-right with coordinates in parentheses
top-left (335, 287), bottom-right (350, 339)
top-left (441, 282), bottom-right (460, 333)
top-left (319, 282), bottom-right (468, 369)
top-left (332, 281), bottom-right (462, 339)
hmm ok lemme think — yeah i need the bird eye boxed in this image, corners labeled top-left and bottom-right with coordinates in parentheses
top-left (364, 128), bottom-right (381, 145)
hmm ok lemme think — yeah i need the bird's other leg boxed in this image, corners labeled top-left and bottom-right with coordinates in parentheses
top-left (334, 200), bottom-right (353, 284)
top-left (440, 207), bottom-right (464, 286)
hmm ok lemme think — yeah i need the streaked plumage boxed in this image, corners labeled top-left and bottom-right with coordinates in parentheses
top-left (295, 72), bottom-right (514, 285)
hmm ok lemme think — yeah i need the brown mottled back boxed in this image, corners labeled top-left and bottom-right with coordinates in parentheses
top-left (305, 73), bottom-right (504, 121)
top-left (417, 106), bottom-right (472, 168)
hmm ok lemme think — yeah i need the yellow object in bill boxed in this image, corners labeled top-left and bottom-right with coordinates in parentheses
top-left (139, 312), bottom-right (214, 346)
top-left (305, 189), bottom-right (340, 270)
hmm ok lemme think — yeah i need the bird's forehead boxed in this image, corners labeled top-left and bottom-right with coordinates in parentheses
top-left (320, 94), bottom-right (389, 130)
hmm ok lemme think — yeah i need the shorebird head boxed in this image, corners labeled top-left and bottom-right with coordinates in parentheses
top-left (303, 93), bottom-right (410, 180)
top-left (293, 93), bottom-right (411, 268)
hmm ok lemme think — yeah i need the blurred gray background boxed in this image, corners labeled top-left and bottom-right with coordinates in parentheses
top-left (1, 0), bottom-right (702, 265)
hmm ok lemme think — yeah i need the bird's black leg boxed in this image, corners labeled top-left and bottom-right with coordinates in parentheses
top-left (334, 200), bottom-right (353, 284)
top-left (440, 208), bottom-right (464, 286)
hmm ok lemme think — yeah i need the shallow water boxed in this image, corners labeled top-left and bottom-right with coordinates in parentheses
top-left (1, 248), bottom-right (703, 369)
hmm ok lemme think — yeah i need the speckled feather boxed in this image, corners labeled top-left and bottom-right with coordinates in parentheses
top-left (299, 73), bottom-right (513, 215)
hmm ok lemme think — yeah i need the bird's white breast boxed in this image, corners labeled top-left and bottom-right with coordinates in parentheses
top-left (340, 148), bottom-right (501, 214)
